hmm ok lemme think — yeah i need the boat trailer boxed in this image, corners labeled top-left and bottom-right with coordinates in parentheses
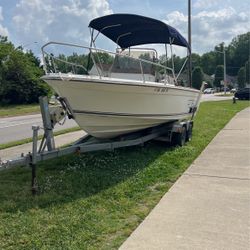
top-left (0, 96), bottom-right (194, 194)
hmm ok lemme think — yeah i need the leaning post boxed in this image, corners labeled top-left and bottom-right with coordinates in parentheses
top-left (39, 96), bottom-right (55, 151)
top-left (31, 125), bottom-right (39, 195)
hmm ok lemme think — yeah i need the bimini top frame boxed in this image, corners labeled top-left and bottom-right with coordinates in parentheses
top-left (89, 13), bottom-right (190, 50)
top-left (88, 13), bottom-right (190, 85)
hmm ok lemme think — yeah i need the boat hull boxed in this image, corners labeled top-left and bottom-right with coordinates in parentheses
top-left (43, 74), bottom-right (200, 138)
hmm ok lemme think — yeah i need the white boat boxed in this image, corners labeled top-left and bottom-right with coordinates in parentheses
top-left (41, 14), bottom-right (202, 139)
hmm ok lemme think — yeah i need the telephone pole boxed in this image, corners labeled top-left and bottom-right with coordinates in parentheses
top-left (188, 0), bottom-right (192, 87)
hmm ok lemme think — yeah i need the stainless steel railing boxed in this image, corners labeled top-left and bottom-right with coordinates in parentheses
top-left (41, 41), bottom-right (176, 84)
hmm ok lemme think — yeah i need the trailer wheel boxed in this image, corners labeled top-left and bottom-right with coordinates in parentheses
top-left (173, 126), bottom-right (186, 147)
top-left (186, 124), bottom-right (193, 142)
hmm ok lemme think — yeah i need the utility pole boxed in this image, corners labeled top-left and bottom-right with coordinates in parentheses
top-left (188, 0), bottom-right (192, 87)
top-left (216, 44), bottom-right (227, 94)
top-left (223, 46), bottom-right (227, 94)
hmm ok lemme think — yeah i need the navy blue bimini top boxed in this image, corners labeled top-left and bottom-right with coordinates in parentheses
top-left (89, 14), bottom-right (189, 50)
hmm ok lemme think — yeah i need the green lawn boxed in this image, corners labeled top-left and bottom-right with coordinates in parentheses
top-left (0, 100), bottom-right (249, 249)
top-left (0, 104), bottom-right (40, 117)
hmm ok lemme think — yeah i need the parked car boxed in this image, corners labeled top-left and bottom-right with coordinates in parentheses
top-left (230, 88), bottom-right (237, 93)
top-left (234, 87), bottom-right (250, 100)
top-left (203, 88), bottom-right (215, 94)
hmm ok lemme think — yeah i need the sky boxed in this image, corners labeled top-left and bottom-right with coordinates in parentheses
top-left (0, 0), bottom-right (249, 57)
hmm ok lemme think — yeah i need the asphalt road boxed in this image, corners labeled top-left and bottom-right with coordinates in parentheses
top-left (201, 93), bottom-right (233, 102)
top-left (0, 114), bottom-right (78, 144)
top-left (0, 94), bottom-right (233, 145)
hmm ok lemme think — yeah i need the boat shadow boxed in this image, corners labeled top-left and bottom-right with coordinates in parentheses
top-left (0, 141), bottom-right (174, 213)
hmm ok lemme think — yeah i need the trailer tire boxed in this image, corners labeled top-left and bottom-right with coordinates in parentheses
top-left (173, 126), bottom-right (186, 147)
top-left (186, 123), bottom-right (193, 142)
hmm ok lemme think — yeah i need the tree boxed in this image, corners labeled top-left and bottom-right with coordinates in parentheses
top-left (227, 32), bottom-right (250, 75)
top-left (213, 65), bottom-right (224, 88)
top-left (0, 36), bottom-right (50, 104)
top-left (196, 32), bottom-right (250, 77)
top-left (237, 67), bottom-right (246, 88)
top-left (214, 43), bottom-right (225, 66)
top-left (200, 51), bottom-right (216, 75)
top-left (54, 53), bottom-right (90, 74)
top-left (191, 53), bottom-right (201, 68)
top-left (138, 53), bottom-right (155, 74)
top-left (92, 52), bottom-right (114, 65)
top-left (192, 66), bottom-right (203, 89)
top-left (245, 60), bottom-right (250, 85)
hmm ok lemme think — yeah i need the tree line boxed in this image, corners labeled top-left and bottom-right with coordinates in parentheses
top-left (0, 32), bottom-right (249, 105)
top-left (0, 36), bottom-right (50, 105)
top-left (192, 32), bottom-right (249, 89)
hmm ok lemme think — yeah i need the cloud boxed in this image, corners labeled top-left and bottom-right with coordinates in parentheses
top-left (0, 6), bottom-right (9, 37)
top-left (194, 0), bottom-right (218, 9)
top-left (163, 7), bottom-right (250, 54)
top-left (12, 0), bottom-right (113, 45)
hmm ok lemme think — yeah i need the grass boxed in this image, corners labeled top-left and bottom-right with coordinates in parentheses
top-left (0, 127), bottom-right (81, 150)
top-left (0, 100), bottom-right (249, 249)
top-left (0, 104), bottom-right (40, 117)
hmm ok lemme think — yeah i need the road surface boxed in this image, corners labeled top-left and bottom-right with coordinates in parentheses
top-left (201, 93), bottom-right (233, 102)
top-left (0, 94), bottom-right (233, 145)
top-left (0, 114), bottom-right (78, 144)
